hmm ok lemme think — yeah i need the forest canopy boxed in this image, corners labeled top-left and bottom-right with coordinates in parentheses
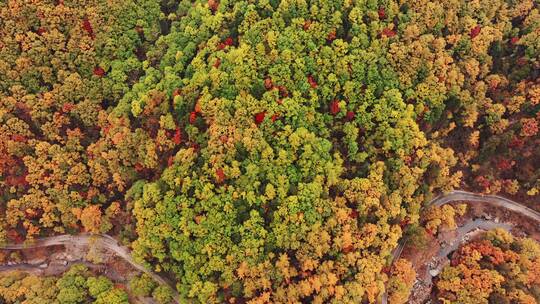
top-left (436, 229), bottom-right (540, 304)
top-left (0, 264), bottom-right (130, 304)
top-left (0, 0), bottom-right (539, 303)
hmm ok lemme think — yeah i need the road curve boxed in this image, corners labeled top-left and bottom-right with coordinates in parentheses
top-left (424, 219), bottom-right (512, 281)
top-left (431, 190), bottom-right (540, 221)
top-left (0, 233), bottom-right (180, 303)
top-left (1, 190), bottom-right (538, 304)
top-left (382, 190), bottom-right (540, 304)
top-left (438, 219), bottom-right (512, 260)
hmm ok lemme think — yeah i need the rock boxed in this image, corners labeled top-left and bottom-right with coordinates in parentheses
top-left (51, 252), bottom-right (66, 260)
top-left (27, 256), bottom-right (47, 265)
top-left (50, 259), bottom-right (68, 267)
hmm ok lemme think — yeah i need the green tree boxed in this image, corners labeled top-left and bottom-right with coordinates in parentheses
top-left (87, 276), bottom-right (113, 298)
top-left (152, 285), bottom-right (174, 304)
top-left (129, 274), bottom-right (157, 297)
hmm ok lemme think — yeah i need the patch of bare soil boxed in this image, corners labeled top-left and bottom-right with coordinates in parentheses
top-left (401, 234), bottom-right (439, 280)
top-left (451, 201), bottom-right (540, 242)
top-left (406, 199), bottom-right (540, 304)
top-left (0, 243), bottom-right (141, 300)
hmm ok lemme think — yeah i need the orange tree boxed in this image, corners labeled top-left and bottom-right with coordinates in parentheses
top-left (127, 1), bottom-right (459, 303)
top-left (0, 264), bottom-right (129, 303)
top-left (2, 0), bottom-right (539, 303)
top-left (436, 229), bottom-right (540, 303)
top-left (387, 0), bottom-right (540, 199)
top-left (0, 0), bottom-right (162, 239)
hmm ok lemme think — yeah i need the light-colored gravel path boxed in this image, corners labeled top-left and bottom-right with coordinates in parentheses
top-left (0, 234), bottom-right (179, 303)
top-left (382, 190), bottom-right (540, 304)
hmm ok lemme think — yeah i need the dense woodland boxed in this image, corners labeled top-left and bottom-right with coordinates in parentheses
top-left (436, 229), bottom-right (540, 303)
top-left (0, 0), bottom-right (539, 303)
top-left (0, 265), bottom-right (130, 303)
top-left (0, 264), bottom-right (173, 303)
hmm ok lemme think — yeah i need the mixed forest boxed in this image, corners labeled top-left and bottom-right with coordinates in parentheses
top-left (436, 229), bottom-right (540, 304)
top-left (0, 0), bottom-right (539, 303)
top-left (0, 265), bottom-right (131, 304)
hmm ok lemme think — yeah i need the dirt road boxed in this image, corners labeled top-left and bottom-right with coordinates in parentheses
top-left (382, 190), bottom-right (540, 304)
top-left (1, 190), bottom-right (538, 304)
top-left (0, 234), bottom-right (180, 303)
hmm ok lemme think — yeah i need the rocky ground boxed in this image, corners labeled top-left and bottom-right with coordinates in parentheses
top-left (404, 199), bottom-right (540, 304)
top-left (0, 241), bottom-right (155, 303)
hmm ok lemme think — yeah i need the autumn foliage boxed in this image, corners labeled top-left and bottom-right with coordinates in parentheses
top-left (437, 229), bottom-right (540, 303)
top-left (0, 0), bottom-right (539, 303)
top-left (0, 264), bottom-right (129, 303)
top-left (127, 1), bottom-right (461, 303)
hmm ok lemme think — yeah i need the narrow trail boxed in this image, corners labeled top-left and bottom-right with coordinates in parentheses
top-left (382, 190), bottom-right (540, 304)
top-left (424, 219), bottom-right (512, 281)
top-left (431, 190), bottom-right (540, 221)
top-left (0, 234), bottom-right (180, 303)
top-left (1, 190), bottom-right (538, 304)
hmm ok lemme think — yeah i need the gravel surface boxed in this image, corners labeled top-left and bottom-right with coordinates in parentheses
top-left (382, 190), bottom-right (540, 304)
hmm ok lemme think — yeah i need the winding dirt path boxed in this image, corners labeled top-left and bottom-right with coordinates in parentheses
top-left (422, 219), bottom-right (512, 280)
top-left (1, 191), bottom-right (538, 304)
top-left (431, 190), bottom-right (540, 220)
top-left (382, 190), bottom-right (540, 304)
top-left (0, 233), bottom-right (180, 303)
